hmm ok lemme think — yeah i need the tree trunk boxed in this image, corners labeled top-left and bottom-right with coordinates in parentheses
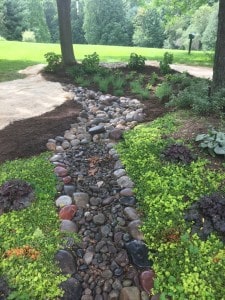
top-left (212, 0), bottom-right (225, 92)
top-left (56, 0), bottom-right (76, 66)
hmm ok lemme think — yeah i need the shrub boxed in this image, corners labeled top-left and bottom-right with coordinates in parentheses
top-left (184, 192), bottom-right (225, 240)
top-left (159, 52), bottom-right (173, 75)
top-left (162, 143), bottom-right (196, 164)
top-left (82, 52), bottom-right (100, 73)
top-left (22, 31), bottom-right (36, 42)
top-left (44, 52), bottom-right (62, 73)
top-left (149, 72), bottom-right (159, 85)
top-left (196, 128), bottom-right (225, 156)
top-left (128, 53), bottom-right (146, 70)
top-left (155, 82), bottom-right (172, 100)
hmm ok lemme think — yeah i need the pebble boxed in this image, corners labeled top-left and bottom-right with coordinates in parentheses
top-left (60, 220), bottom-right (78, 232)
top-left (55, 250), bottom-right (76, 275)
top-left (93, 213), bottom-right (106, 225)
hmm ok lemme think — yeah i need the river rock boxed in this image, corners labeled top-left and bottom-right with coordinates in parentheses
top-left (128, 220), bottom-right (144, 240)
top-left (60, 277), bottom-right (82, 300)
top-left (73, 192), bottom-right (89, 208)
top-left (119, 287), bottom-right (141, 300)
top-left (139, 270), bottom-right (155, 294)
top-left (56, 195), bottom-right (72, 207)
top-left (60, 220), bottom-right (78, 232)
top-left (125, 240), bottom-right (153, 269)
top-left (124, 207), bottom-right (139, 220)
top-left (117, 176), bottom-right (134, 188)
top-left (59, 205), bottom-right (77, 220)
top-left (54, 166), bottom-right (68, 177)
top-left (55, 250), bottom-right (76, 275)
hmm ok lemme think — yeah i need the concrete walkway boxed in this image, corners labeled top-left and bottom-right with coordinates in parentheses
top-left (0, 64), bottom-right (73, 130)
top-left (146, 60), bottom-right (213, 79)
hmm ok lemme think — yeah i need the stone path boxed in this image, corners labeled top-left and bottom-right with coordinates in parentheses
top-left (146, 60), bottom-right (213, 79)
top-left (47, 88), bottom-right (154, 300)
top-left (0, 64), bottom-right (73, 130)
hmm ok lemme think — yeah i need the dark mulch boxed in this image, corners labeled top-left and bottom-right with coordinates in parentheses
top-left (0, 65), bottom-right (170, 165)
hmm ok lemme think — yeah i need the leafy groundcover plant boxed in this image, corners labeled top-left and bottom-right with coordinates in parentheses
top-left (116, 113), bottom-right (225, 299)
top-left (0, 153), bottom-right (67, 299)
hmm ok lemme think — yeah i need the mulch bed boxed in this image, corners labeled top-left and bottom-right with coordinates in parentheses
top-left (0, 65), bottom-right (170, 164)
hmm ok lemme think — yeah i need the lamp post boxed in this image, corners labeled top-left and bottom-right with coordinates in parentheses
top-left (188, 33), bottom-right (195, 54)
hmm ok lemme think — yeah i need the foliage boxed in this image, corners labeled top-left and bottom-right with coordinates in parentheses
top-left (155, 82), bottom-right (172, 100)
top-left (44, 52), bottom-right (62, 72)
top-left (159, 52), bottom-right (173, 75)
top-left (116, 112), bottom-right (225, 299)
top-left (128, 53), bottom-right (146, 70)
top-left (71, 0), bottom-right (86, 44)
top-left (0, 153), bottom-right (68, 299)
top-left (83, 0), bottom-right (132, 46)
top-left (22, 30), bottom-right (36, 42)
top-left (81, 52), bottom-right (100, 73)
top-left (202, 2), bottom-right (219, 50)
top-left (149, 72), bottom-right (159, 85)
top-left (196, 128), bottom-right (225, 156)
top-left (132, 7), bottom-right (165, 48)
top-left (185, 192), bottom-right (225, 240)
top-left (162, 143), bottom-right (196, 164)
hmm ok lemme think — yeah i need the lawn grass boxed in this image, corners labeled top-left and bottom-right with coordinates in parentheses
top-left (0, 41), bottom-right (213, 81)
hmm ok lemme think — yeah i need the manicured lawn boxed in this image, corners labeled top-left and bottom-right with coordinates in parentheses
top-left (0, 41), bottom-right (213, 82)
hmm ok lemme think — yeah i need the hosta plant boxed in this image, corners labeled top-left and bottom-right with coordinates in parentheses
top-left (196, 129), bottom-right (225, 156)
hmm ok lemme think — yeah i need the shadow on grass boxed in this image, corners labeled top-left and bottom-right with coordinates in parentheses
top-left (0, 59), bottom-right (40, 82)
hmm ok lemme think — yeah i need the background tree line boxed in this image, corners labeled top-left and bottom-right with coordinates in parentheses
top-left (0, 0), bottom-right (219, 50)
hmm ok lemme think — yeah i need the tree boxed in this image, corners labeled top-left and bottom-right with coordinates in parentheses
top-left (71, 0), bottom-right (86, 44)
top-left (212, 0), bottom-right (225, 91)
top-left (43, 0), bottom-right (59, 43)
top-left (83, 0), bottom-right (131, 45)
top-left (56, 0), bottom-right (76, 65)
top-left (25, 0), bottom-right (51, 42)
top-left (2, 0), bottom-right (26, 40)
top-left (202, 2), bottom-right (218, 50)
top-left (133, 7), bottom-right (165, 48)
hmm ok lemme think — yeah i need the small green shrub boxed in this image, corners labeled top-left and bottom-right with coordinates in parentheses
top-left (130, 80), bottom-right (143, 94)
top-left (75, 76), bottom-right (91, 87)
top-left (82, 52), bottom-right (100, 73)
top-left (22, 31), bottom-right (36, 43)
top-left (149, 72), bottom-right (159, 85)
top-left (44, 52), bottom-right (62, 72)
top-left (128, 53), bottom-right (146, 70)
top-left (155, 82), bottom-right (172, 100)
top-left (159, 52), bottom-right (173, 75)
top-left (112, 74), bottom-right (126, 90)
top-left (98, 77), bottom-right (111, 93)
top-left (196, 128), bottom-right (225, 156)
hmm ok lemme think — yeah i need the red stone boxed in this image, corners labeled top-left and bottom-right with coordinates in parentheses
top-left (139, 270), bottom-right (155, 294)
top-left (54, 166), bottom-right (68, 177)
top-left (63, 176), bottom-right (72, 184)
top-left (59, 205), bottom-right (77, 220)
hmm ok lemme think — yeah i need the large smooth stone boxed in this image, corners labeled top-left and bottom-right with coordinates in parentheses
top-left (73, 192), bottom-right (89, 208)
top-left (124, 207), bottom-right (139, 221)
top-left (128, 220), bottom-right (144, 240)
top-left (59, 205), bottom-right (77, 220)
top-left (60, 220), bottom-right (78, 233)
top-left (88, 125), bottom-right (106, 135)
top-left (55, 250), bottom-right (76, 275)
top-left (54, 166), bottom-right (68, 177)
top-left (56, 195), bottom-right (72, 207)
top-left (119, 287), bottom-right (141, 300)
top-left (117, 176), bottom-right (134, 188)
top-left (139, 270), bottom-right (155, 294)
top-left (125, 240), bottom-right (153, 269)
top-left (60, 277), bottom-right (82, 300)
top-left (119, 196), bottom-right (136, 206)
